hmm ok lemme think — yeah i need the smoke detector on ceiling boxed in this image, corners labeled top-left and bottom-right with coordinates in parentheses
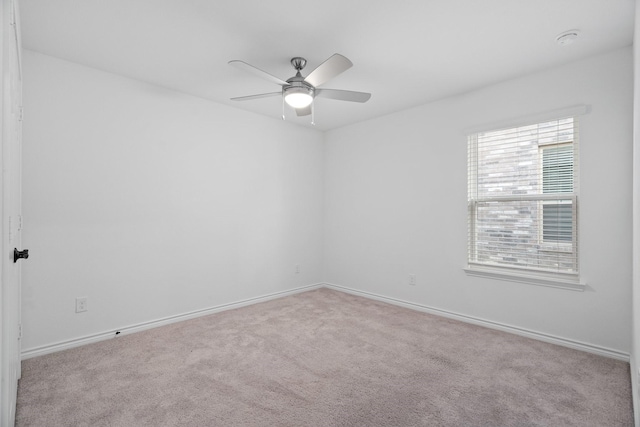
top-left (556, 30), bottom-right (580, 46)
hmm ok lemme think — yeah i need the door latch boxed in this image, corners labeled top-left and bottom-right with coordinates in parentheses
top-left (14, 248), bottom-right (28, 263)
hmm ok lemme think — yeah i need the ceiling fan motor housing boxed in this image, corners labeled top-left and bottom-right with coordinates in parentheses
top-left (284, 68), bottom-right (315, 108)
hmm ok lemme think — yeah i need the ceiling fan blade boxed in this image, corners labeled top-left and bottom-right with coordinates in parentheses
top-left (296, 105), bottom-right (312, 116)
top-left (230, 92), bottom-right (281, 101)
top-left (304, 54), bottom-right (353, 87)
top-left (228, 60), bottom-right (289, 86)
top-left (315, 89), bottom-right (371, 103)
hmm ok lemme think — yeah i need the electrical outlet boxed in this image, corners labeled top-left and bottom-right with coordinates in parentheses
top-left (409, 274), bottom-right (416, 286)
top-left (75, 297), bottom-right (88, 313)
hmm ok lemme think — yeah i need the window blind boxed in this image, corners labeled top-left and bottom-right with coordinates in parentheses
top-left (467, 117), bottom-right (578, 275)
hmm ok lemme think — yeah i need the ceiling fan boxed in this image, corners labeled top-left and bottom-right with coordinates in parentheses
top-left (228, 53), bottom-right (371, 120)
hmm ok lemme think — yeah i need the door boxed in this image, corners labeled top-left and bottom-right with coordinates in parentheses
top-left (0, 0), bottom-right (23, 424)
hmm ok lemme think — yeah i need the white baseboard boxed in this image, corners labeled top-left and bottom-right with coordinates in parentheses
top-left (324, 283), bottom-right (630, 362)
top-left (21, 283), bottom-right (324, 360)
top-left (22, 282), bottom-right (629, 363)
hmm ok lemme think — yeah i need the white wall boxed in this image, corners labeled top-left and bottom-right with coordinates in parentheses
top-left (21, 51), bottom-right (324, 352)
top-left (324, 47), bottom-right (633, 354)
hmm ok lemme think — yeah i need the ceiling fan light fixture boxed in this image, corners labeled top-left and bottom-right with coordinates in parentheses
top-left (229, 54), bottom-right (371, 123)
top-left (284, 86), bottom-right (314, 108)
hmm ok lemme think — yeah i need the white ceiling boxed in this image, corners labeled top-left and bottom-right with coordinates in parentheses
top-left (20, 0), bottom-right (635, 131)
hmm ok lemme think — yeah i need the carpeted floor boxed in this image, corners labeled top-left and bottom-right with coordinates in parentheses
top-left (16, 288), bottom-right (633, 426)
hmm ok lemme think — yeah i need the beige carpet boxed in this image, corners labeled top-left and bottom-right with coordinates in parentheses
top-left (16, 288), bottom-right (633, 426)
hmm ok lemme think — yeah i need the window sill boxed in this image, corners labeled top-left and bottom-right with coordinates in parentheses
top-left (463, 265), bottom-right (585, 291)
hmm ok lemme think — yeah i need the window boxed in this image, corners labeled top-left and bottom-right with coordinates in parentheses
top-left (467, 117), bottom-right (579, 281)
top-left (540, 144), bottom-right (574, 245)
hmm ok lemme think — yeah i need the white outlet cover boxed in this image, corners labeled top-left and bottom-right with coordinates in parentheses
top-left (75, 297), bottom-right (88, 313)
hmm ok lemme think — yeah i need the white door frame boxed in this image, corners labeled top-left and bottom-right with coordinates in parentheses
top-left (0, 0), bottom-right (23, 424)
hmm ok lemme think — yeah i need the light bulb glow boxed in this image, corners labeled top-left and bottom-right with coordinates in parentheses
top-left (284, 87), bottom-right (314, 108)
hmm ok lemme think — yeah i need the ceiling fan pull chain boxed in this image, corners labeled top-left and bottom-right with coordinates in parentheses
top-left (311, 100), bottom-right (315, 126)
top-left (282, 93), bottom-right (285, 120)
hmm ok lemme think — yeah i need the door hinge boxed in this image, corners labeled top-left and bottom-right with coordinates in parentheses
top-left (18, 215), bottom-right (23, 231)
top-left (18, 106), bottom-right (23, 122)
top-left (18, 324), bottom-right (22, 340)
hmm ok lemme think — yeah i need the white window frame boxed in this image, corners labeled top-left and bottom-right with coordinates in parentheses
top-left (464, 106), bottom-right (587, 291)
